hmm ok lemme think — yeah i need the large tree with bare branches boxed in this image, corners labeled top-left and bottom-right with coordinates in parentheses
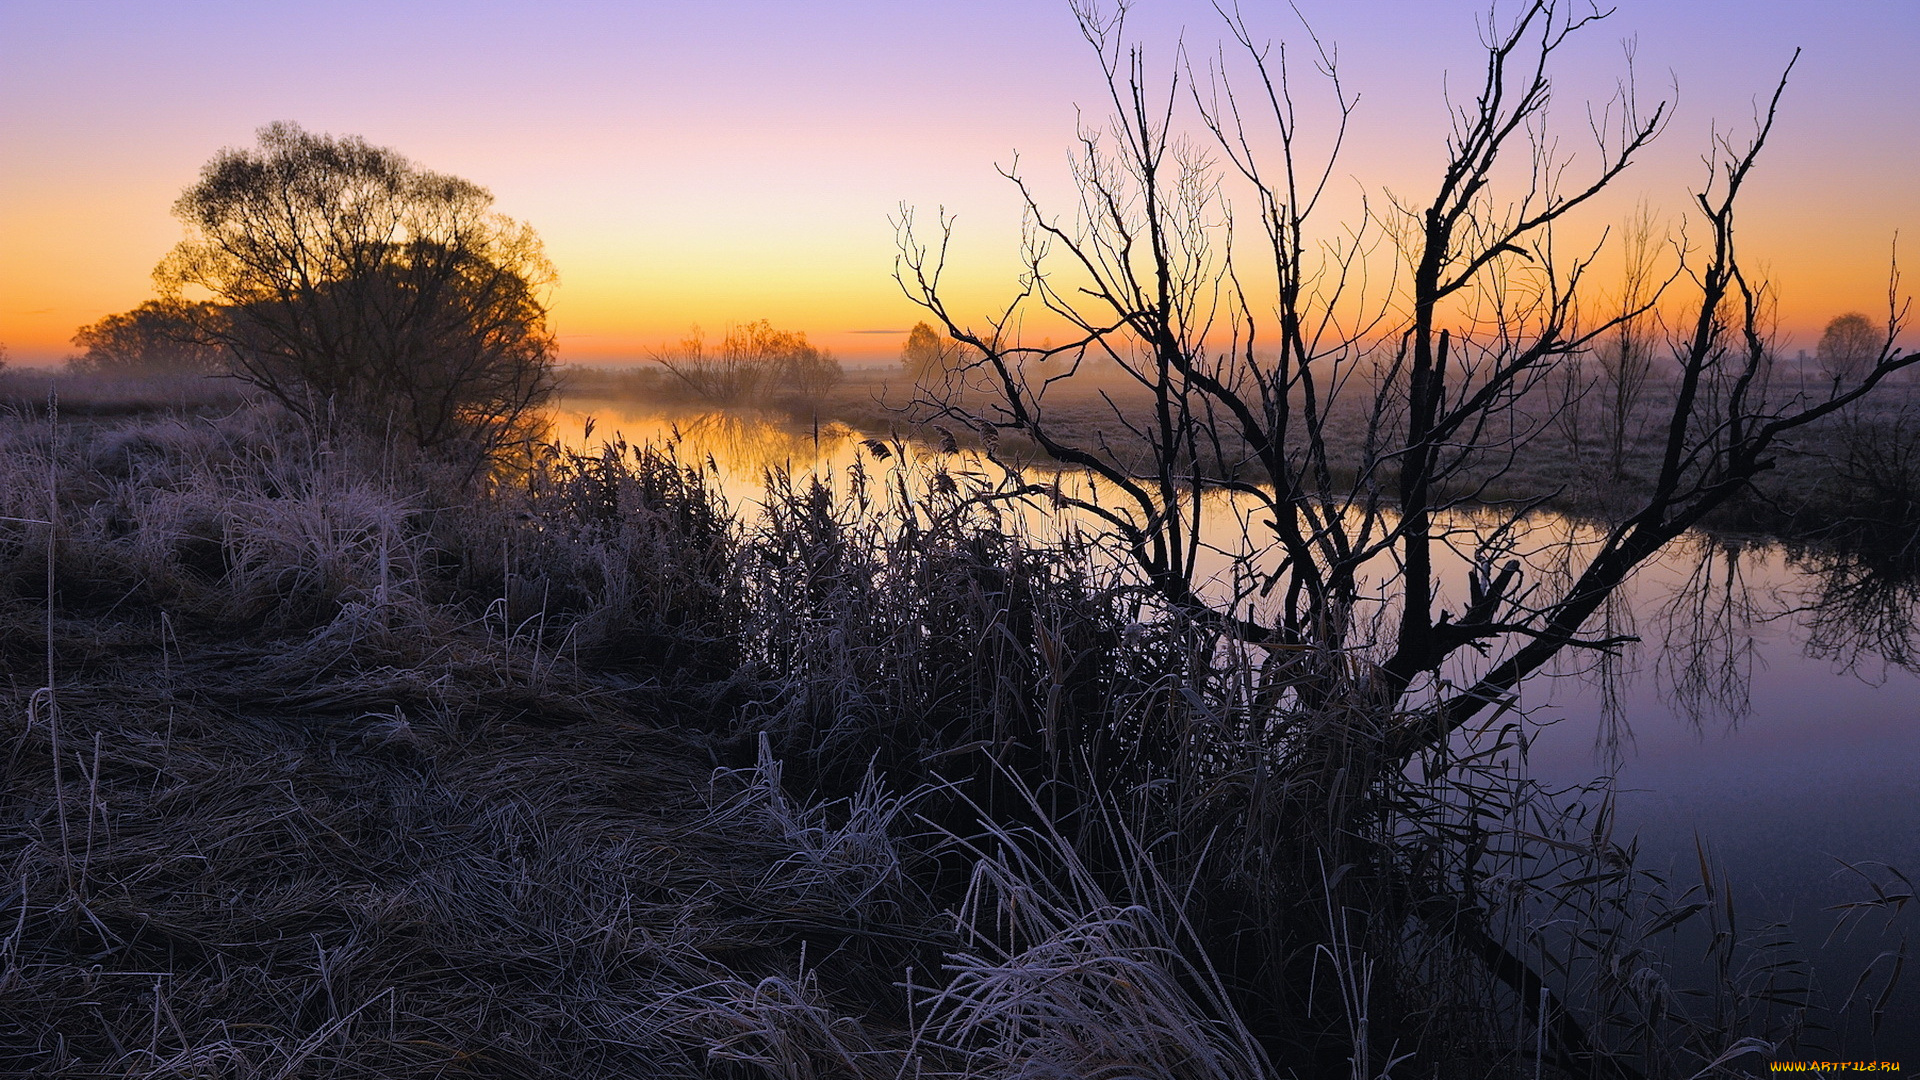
top-left (896, 1), bottom-right (1915, 1070)
top-left (898, 0), bottom-right (1913, 754)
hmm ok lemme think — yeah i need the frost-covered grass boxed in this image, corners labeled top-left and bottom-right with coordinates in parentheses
top-left (0, 387), bottom-right (1887, 1077)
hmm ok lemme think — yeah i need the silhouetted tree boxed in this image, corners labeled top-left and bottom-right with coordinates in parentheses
top-left (900, 320), bottom-right (974, 383)
top-left (67, 299), bottom-right (226, 376)
top-left (651, 320), bottom-right (840, 406)
top-left (1599, 201), bottom-right (1665, 483)
top-left (898, 1), bottom-right (1916, 1069)
top-left (899, 1), bottom-right (1915, 750)
top-left (1817, 311), bottom-right (1882, 384)
top-left (157, 122), bottom-right (557, 454)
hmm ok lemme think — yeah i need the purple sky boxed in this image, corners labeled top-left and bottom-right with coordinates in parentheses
top-left (3, 0), bottom-right (1915, 364)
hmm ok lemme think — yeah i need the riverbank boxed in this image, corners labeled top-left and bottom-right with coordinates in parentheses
top-left (11, 364), bottom-right (1915, 557)
top-left (554, 363), bottom-right (1920, 566)
top-left (0, 386), bottom-right (1907, 1075)
top-left (0, 403), bottom-right (929, 1073)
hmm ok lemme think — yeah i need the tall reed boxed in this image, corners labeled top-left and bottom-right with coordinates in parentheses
top-left (0, 396), bottom-right (1888, 1076)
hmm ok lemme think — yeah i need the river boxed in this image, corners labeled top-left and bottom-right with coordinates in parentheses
top-left (550, 396), bottom-right (1920, 1059)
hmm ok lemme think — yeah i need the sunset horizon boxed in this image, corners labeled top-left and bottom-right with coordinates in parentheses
top-left (6, 2), bottom-right (1920, 1068)
top-left (3, 1), bottom-right (1916, 369)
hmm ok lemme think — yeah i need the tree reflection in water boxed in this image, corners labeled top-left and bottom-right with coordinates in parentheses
top-left (555, 396), bottom-right (1920, 732)
top-left (1789, 540), bottom-right (1920, 676)
top-left (1655, 539), bottom-right (1762, 730)
top-left (1626, 530), bottom-right (1920, 738)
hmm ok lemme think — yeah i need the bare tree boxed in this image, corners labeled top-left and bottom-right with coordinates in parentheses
top-left (652, 320), bottom-right (840, 408)
top-left (896, 2), bottom-right (1915, 1067)
top-left (1599, 200), bottom-right (1665, 484)
top-left (898, 0), bottom-right (1913, 753)
top-left (1817, 310), bottom-right (1882, 384)
top-left (158, 122), bottom-right (557, 455)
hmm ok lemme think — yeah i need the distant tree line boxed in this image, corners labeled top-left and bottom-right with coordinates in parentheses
top-left (649, 319), bottom-right (841, 407)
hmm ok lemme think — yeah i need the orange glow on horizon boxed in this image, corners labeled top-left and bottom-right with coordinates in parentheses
top-left (3, 2), bottom-right (1912, 368)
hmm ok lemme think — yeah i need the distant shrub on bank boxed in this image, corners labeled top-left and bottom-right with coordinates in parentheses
top-left (67, 299), bottom-right (227, 376)
top-left (651, 320), bottom-right (842, 409)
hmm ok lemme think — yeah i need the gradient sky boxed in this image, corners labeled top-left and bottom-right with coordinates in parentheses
top-left (3, 0), bottom-right (1915, 366)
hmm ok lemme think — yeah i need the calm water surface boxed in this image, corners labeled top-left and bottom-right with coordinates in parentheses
top-left (554, 396), bottom-right (1920, 1056)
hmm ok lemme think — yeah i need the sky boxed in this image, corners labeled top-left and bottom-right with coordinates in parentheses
top-left (2, 0), bottom-right (1916, 367)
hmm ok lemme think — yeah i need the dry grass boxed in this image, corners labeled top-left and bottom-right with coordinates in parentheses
top-left (0, 397), bottom-right (928, 1076)
top-left (0, 609), bottom-right (936, 1076)
top-left (0, 387), bottom-right (1901, 1077)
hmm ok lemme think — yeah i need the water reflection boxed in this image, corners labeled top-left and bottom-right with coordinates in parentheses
top-left (544, 393), bottom-right (1920, 1049)
top-left (547, 395), bottom-right (1920, 690)
top-left (1789, 541), bottom-right (1920, 675)
top-left (1654, 538), bottom-right (1761, 728)
top-left (550, 398), bottom-right (860, 503)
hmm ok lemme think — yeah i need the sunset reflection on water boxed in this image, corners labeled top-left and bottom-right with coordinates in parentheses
top-left (548, 397), bottom-right (861, 503)
top-left (544, 391), bottom-right (1920, 1050)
